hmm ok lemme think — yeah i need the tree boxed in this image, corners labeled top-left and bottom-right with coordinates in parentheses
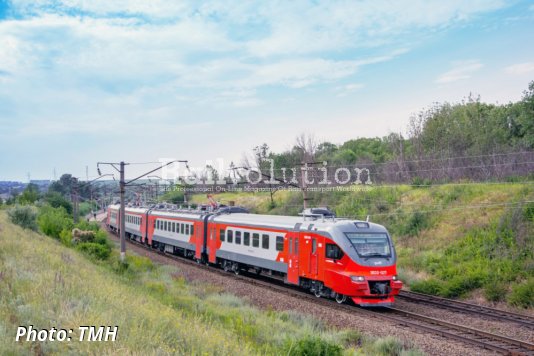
top-left (44, 191), bottom-right (73, 214)
top-left (19, 183), bottom-right (40, 204)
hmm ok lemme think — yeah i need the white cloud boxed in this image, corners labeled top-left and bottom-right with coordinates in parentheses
top-left (504, 62), bottom-right (534, 75)
top-left (435, 60), bottom-right (483, 84)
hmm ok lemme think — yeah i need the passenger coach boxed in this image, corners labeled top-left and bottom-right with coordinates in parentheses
top-left (107, 205), bottom-right (402, 306)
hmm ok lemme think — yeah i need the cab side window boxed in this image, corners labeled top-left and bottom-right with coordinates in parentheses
top-left (325, 244), bottom-right (344, 259)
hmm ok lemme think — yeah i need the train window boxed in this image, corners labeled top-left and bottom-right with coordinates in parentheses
top-left (289, 238), bottom-right (292, 254)
top-left (164, 221), bottom-right (168, 231)
top-left (325, 244), bottom-right (344, 260)
top-left (181, 224), bottom-right (184, 234)
top-left (243, 232), bottom-right (250, 246)
top-left (312, 239), bottom-right (317, 254)
top-left (172, 222), bottom-right (176, 232)
top-left (235, 231), bottom-right (241, 245)
top-left (276, 236), bottom-right (284, 252)
top-left (252, 233), bottom-right (259, 248)
top-left (220, 229), bottom-right (225, 242)
top-left (262, 234), bottom-right (269, 249)
top-left (185, 224), bottom-right (190, 235)
top-left (294, 239), bottom-right (299, 254)
top-left (156, 220), bottom-right (160, 230)
top-left (191, 225), bottom-right (194, 235)
top-left (227, 230), bottom-right (233, 243)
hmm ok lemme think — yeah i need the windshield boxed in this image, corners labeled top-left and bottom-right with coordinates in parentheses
top-left (345, 233), bottom-right (391, 258)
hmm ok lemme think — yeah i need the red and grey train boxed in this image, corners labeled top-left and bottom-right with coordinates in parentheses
top-left (107, 204), bottom-right (402, 306)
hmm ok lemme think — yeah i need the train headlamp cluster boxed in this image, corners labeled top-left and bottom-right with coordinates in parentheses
top-left (351, 276), bottom-right (365, 282)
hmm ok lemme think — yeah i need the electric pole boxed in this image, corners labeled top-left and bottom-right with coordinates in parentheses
top-left (119, 161), bottom-right (126, 262)
top-left (72, 178), bottom-right (79, 223)
top-left (98, 160), bottom-right (188, 263)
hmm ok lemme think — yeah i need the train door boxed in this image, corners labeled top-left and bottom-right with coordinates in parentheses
top-left (194, 220), bottom-right (203, 260)
top-left (301, 234), bottom-right (318, 278)
top-left (287, 231), bottom-right (300, 285)
top-left (207, 223), bottom-right (217, 264)
top-left (310, 236), bottom-right (318, 277)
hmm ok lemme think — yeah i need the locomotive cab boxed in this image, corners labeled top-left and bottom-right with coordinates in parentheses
top-left (321, 220), bottom-right (403, 306)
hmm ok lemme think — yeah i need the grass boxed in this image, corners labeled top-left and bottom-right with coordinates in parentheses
top-left (0, 211), bottom-right (421, 355)
top-left (190, 183), bottom-right (534, 308)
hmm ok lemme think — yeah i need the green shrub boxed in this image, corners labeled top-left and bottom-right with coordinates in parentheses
top-left (7, 205), bottom-right (38, 231)
top-left (507, 279), bottom-right (534, 308)
top-left (38, 206), bottom-right (73, 239)
top-left (442, 275), bottom-right (482, 298)
top-left (126, 255), bottom-right (154, 272)
top-left (93, 230), bottom-right (110, 246)
top-left (484, 282), bottom-right (507, 302)
top-left (43, 192), bottom-right (72, 214)
top-left (76, 242), bottom-right (111, 260)
top-left (401, 212), bottom-right (429, 236)
top-left (75, 220), bottom-right (100, 232)
top-left (410, 279), bottom-right (443, 296)
top-left (284, 335), bottom-right (343, 356)
top-left (524, 202), bottom-right (534, 222)
top-left (372, 336), bottom-right (404, 356)
top-left (59, 229), bottom-right (73, 247)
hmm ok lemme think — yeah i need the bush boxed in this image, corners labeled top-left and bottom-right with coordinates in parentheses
top-left (7, 205), bottom-right (38, 231)
top-left (507, 279), bottom-right (534, 308)
top-left (93, 230), bottom-right (110, 246)
top-left (442, 275), bottom-right (482, 298)
top-left (38, 206), bottom-right (73, 239)
top-left (59, 229), bottom-right (73, 247)
top-left (43, 192), bottom-right (72, 214)
top-left (484, 282), bottom-right (507, 302)
top-left (401, 212), bottom-right (429, 236)
top-left (372, 336), bottom-right (404, 356)
top-left (284, 335), bottom-right (343, 356)
top-left (76, 242), bottom-right (111, 260)
top-left (126, 255), bottom-right (154, 272)
top-left (410, 279), bottom-right (443, 296)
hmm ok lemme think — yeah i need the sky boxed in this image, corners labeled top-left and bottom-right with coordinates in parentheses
top-left (0, 0), bottom-right (533, 181)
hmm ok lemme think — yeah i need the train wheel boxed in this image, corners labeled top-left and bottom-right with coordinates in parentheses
top-left (314, 288), bottom-right (321, 298)
top-left (335, 293), bottom-right (347, 304)
top-left (232, 263), bottom-right (240, 275)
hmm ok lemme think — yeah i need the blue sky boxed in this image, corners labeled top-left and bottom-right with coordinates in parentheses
top-left (1, 0), bottom-right (533, 181)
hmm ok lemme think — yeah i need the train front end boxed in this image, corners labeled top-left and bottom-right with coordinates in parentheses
top-left (325, 220), bottom-right (403, 306)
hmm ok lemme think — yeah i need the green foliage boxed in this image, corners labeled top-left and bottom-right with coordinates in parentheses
top-left (411, 177), bottom-right (432, 187)
top-left (59, 228), bottom-right (73, 247)
top-left (37, 206), bottom-right (73, 239)
top-left (371, 336), bottom-right (405, 356)
top-left (158, 188), bottom-right (185, 204)
top-left (284, 335), bottom-right (343, 356)
top-left (410, 279), bottom-right (444, 295)
top-left (78, 201), bottom-right (96, 217)
top-left (76, 242), bottom-right (111, 260)
top-left (7, 205), bottom-right (38, 231)
top-left (43, 191), bottom-right (72, 213)
top-left (18, 183), bottom-right (40, 204)
top-left (484, 282), bottom-right (508, 302)
top-left (401, 212), bottom-right (430, 236)
top-left (524, 202), bottom-right (534, 222)
top-left (507, 279), bottom-right (534, 308)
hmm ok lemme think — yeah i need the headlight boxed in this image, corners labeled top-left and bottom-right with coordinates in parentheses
top-left (392, 275), bottom-right (398, 281)
top-left (351, 276), bottom-right (365, 282)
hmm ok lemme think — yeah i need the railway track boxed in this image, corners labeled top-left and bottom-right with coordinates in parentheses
top-left (112, 231), bottom-right (534, 355)
top-left (398, 290), bottom-right (534, 330)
